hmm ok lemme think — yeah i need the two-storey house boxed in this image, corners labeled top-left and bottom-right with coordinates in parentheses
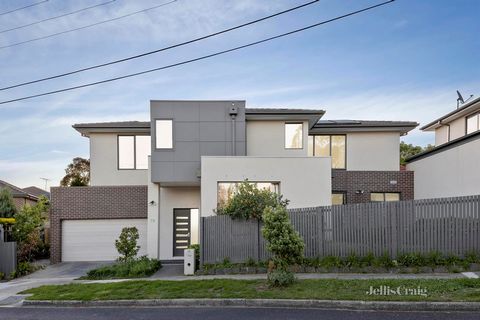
top-left (50, 100), bottom-right (417, 263)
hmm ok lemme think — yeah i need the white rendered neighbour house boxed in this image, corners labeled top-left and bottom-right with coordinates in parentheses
top-left (406, 97), bottom-right (480, 199)
top-left (50, 100), bottom-right (417, 263)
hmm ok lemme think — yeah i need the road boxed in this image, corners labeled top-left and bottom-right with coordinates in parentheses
top-left (0, 307), bottom-right (479, 320)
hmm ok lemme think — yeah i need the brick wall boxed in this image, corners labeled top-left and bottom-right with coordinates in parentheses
top-left (50, 186), bottom-right (147, 264)
top-left (332, 170), bottom-right (414, 204)
top-left (12, 197), bottom-right (37, 211)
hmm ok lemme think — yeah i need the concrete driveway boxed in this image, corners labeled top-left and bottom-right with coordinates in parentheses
top-left (0, 261), bottom-right (111, 305)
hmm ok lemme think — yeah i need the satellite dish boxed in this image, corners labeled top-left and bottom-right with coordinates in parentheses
top-left (457, 90), bottom-right (465, 108)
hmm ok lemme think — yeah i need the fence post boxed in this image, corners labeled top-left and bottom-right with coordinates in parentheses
top-left (317, 206), bottom-right (324, 257)
top-left (390, 202), bottom-right (398, 259)
top-left (199, 217), bottom-right (204, 267)
top-left (254, 220), bottom-right (260, 262)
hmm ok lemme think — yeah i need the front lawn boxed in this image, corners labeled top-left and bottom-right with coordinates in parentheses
top-left (23, 278), bottom-right (480, 302)
top-left (79, 257), bottom-right (161, 280)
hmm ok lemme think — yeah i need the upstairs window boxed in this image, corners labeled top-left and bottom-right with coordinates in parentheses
top-left (217, 182), bottom-right (279, 208)
top-left (308, 135), bottom-right (346, 169)
top-left (466, 113), bottom-right (480, 134)
top-left (155, 119), bottom-right (173, 149)
top-left (118, 135), bottom-right (151, 170)
top-left (285, 123), bottom-right (303, 149)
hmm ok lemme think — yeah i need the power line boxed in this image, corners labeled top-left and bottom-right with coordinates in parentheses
top-left (0, 0), bottom-right (178, 50)
top-left (0, 0), bottom-right (395, 106)
top-left (0, 0), bottom-right (117, 34)
top-left (0, 0), bottom-right (321, 91)
top-left (0, 0), bottom-right (49, 16)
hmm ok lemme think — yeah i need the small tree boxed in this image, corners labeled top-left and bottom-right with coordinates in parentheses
top-left (13, 196), bottom-right (48, 262)
top-left (262, 205), bottom-right (304, 287)
top-left (115, 227), bottom-right (140, 262)
top-left (0, 188), bottom-right (17, 218)
top-left (216, 180), bottom-right (289, 220)
top-left (60, 157), bottom-right (90, 187)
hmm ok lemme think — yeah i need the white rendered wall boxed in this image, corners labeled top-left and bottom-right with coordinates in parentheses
top-left (246, 121), bottom-right (309, 156)
top-left (89, 133), bottom-right (148, 186)
top-left (346, 132), bottom-right (400, 171)
top-left (201, 156), bottom-right (332, 217)
top-left (407, 138), bottom-right (480, 199)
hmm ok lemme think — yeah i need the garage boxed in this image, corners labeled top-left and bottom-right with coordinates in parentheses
top-left (61, 219), bottom-right (147, 262)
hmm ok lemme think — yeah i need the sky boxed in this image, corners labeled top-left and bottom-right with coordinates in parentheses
top-left (0, 0), bottom-right (479, 189)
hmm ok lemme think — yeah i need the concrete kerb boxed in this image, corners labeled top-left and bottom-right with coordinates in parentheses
top-left (22, 299), bottom-right (480, 312)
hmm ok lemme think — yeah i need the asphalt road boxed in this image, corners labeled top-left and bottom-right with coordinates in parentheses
top-left (0, 307), bottom-right (479, 320)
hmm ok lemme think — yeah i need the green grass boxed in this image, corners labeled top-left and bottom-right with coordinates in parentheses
top-left (23, 278), bottom-right (480, 302)
top-left (79, 258), bottom-right (161, 280)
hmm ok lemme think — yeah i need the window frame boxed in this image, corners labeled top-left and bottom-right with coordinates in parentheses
top-left (466, 112), bottom-right (480, 135)
top-left (117, 134), bottom-right (151, 170)
top-left (154, 118), bottom-right (174, 150)
top-left (284, 122), bottom-right (304, 150)
top-left (308, 134), bottom-right (347, 169)
top-left (216, 181), bottom-right (281, 208)
top-left (370, 192), bottom-right (401, 202)
top-left (331, 191), bottom-right (347, 205)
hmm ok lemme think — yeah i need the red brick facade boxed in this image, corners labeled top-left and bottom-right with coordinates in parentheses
top-left (332, 170), bottom-right (414, 204)
top-left (50, 186), bottom-right (147, 264)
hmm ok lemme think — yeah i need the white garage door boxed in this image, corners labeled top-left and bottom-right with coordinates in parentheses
top-left (62, 219), bottom-right (147, 262)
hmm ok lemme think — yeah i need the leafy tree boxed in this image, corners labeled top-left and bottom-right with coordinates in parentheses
top-left (13, 196), bottom-right (48, 262)
top-left (262, 205), bottom-right (304, 286)
top-left (216, 180), bottom-right (289, 220)
top-left (0, 188), bottom-right (17, 218)
top-left (60, 157), bottom-right (90, 186)
top-left (400, 142), bottom-right (435, 165)
top-left (115, 227), bottom-right (140, 262)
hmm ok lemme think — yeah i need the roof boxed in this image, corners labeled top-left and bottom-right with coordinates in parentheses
top-left (310, 120), bottom-right (418, 135)
top-left (73, 121), bottom-right (150, 136)
top-left (421, 96), bottom-right (480, 131)
top-left (22, 186), bottom-right (50, 199)
top-left (0, 180), bottom-right (39, 200)
top-left (406, 130), bottom-right (480, 163)
top-left (245, 108), bottom-right (325, 128)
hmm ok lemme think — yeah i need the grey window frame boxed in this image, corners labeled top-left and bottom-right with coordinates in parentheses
top-left (308, 134), bottom-right (347, 169)
top-left (117, 134), bottom-right (150, 170)
top-left (370, 192), bottom-right (401, 202)
top-left (216, 181), bottom-right (280, 208)
top-left (154, 118), bottom-right (174, 150)
top-left (284, 122), bottom-right (304, 149)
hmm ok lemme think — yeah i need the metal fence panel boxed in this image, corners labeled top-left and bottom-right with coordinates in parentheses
top-left (201, 195), bottom-right (480, 264)
top-left (0, 225), bottom-right (17, 276)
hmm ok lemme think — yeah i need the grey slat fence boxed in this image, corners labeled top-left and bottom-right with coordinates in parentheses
top-left (200, 195), bottom-right (480, 265)
top-left (0, 225), bottom-right (17, 276)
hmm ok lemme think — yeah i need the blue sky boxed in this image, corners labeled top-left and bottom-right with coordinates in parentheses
top-left (0, 0), bottom-right (479, 189)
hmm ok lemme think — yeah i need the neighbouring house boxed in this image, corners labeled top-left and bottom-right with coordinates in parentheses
top-left (0, 180), bottom-right (39, 211)
top-left (23, 186), bottom-right (51, 200)
top-left (50, 100), bottom-right (417, 263)
top-left (406, 96), bottom-right (480, 199)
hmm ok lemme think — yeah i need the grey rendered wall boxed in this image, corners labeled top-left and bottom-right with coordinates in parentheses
top-left (150, 101), bottom-right (246, 185)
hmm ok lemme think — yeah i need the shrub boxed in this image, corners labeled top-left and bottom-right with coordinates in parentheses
top-left (262, 205), bottom-right (304, 286)
top-left (0, 272), bottom-right (4, 280)
top-left (344, 253), bottom-right (362, 269)
top-left (115, 227), bottom-right (140, 262)
top-left (84, 256), bottom-right (161, 280)
top-left (397, 252), bottom-right (426, 267)
top-left (0, 188), bottom-right (17, 218)
top-left (374, 252), bottom-right (395, 269)
top-left (362, 252), bottom-right (376, 267)
top-left (216, 180), bottom-right (289, 220)
top-left (426, 251), bottom-right (444, 267)
top-left (267, 269), bottom-right (296, 287)
top-left (320, 256), bottom-right (342, 269)
top-left (465, 251), bottom-right (479, 264)
top-left (10, 261), bottom-right (35, 279)
top-left (188, 244), bottom-right (200, 270)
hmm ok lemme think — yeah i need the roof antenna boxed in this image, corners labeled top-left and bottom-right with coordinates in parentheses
top-left (40, 177), bottom-right (50, 191)
top-left (457, 90), bottom-right (474, 109)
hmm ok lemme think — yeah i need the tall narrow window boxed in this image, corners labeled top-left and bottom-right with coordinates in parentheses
top-left (285, 123), bottom-right (303, 149)
top-left (466, 113), bottom-right (479, 135)
top-left (156, 119), bottom-right (173, 149)
top-left (118, 135), bottom-right (151, 170)
top-left (118, 136), bottom-right (135, 169)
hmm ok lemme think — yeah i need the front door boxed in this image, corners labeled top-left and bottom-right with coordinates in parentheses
top-left (173, 209), bottom-right (191, 256)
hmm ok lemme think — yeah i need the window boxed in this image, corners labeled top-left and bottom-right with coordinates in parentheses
top-left (118, 135), bottom-right (151, 169)
top-left (466, 113), bottom-right (480, 134)
top-left (308, 135), bottom-right (346, 169)
top-left (217, 182), bottom-right (279, 208)
top-left (155, 119), bottom-right (173, 149)
top-left (332, 192), bottom-right (346, 205)
top-left (370, 192), bottom-right (400, 202)
top-left (285, 123), bottom-right (303, 149)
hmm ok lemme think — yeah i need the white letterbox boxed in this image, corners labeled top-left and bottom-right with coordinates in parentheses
top-left (184, 249), bottom-right (195, 275)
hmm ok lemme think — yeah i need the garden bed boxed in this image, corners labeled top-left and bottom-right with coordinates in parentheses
top-left (79, 257), bottom-right (161, 280)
